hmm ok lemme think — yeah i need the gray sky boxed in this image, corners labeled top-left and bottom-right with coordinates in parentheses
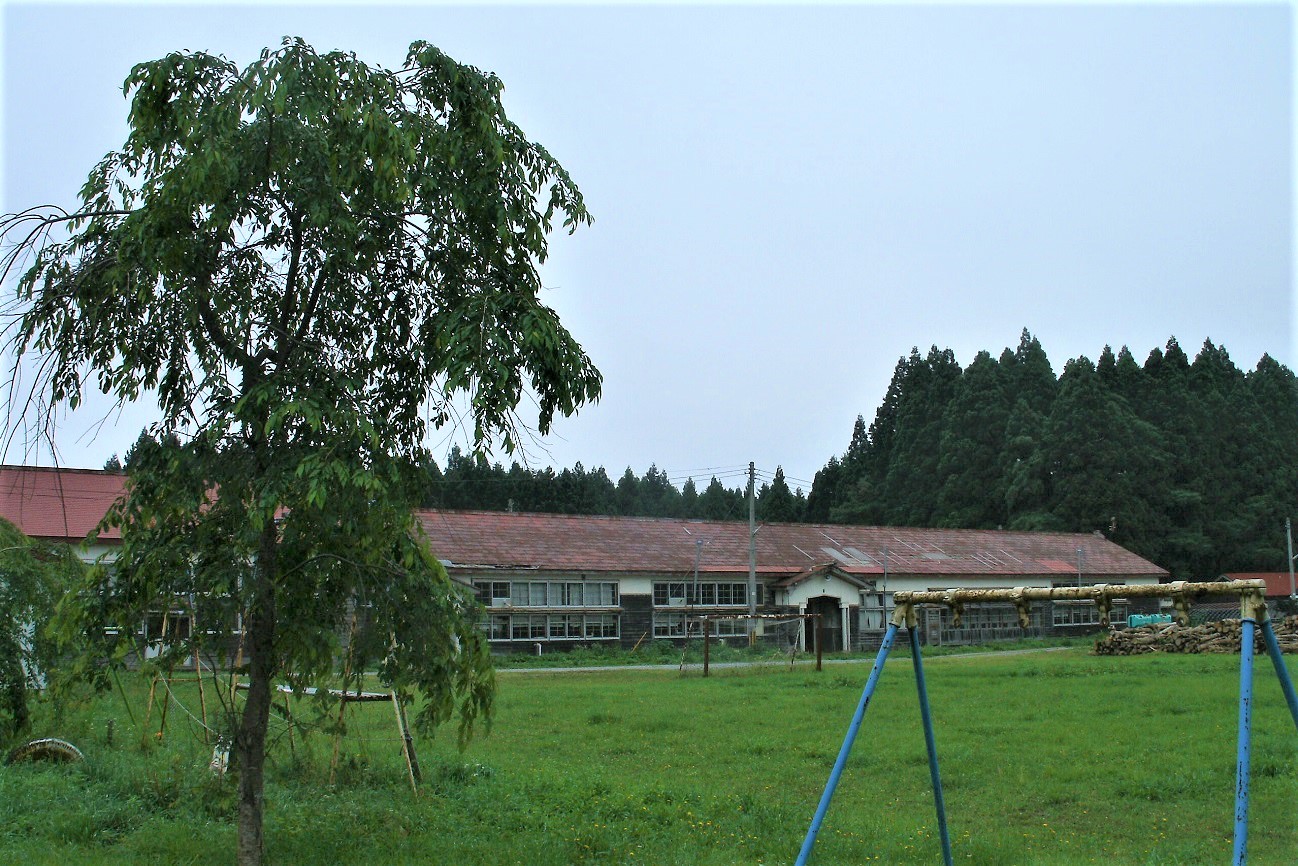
top-left (2, 2), bottom-right (1292, 492)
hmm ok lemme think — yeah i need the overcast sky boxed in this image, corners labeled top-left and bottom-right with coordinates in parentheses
top-left (1, 2), bottom-right (1292, 491)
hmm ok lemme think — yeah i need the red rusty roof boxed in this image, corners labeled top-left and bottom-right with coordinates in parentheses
top-left (416, 509), bottom-right (1168, 579)
top-left (0, 465), bottom-right (126, 542)
top-left (1224, 573), bottom-right (1297, 598)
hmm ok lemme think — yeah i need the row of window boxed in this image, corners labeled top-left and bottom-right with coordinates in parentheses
top-left (1051, 601), bottom-right (1129, 627)
top-left (926, 599), bottom-right (1130, 631)
top-left (1050, 582), bottom-right (1129, 627)
top-left (652, 613), bottom-right (750, 639)
top-left (474, 581), bottom-right (619, 608)
top-left (651, 581), bottom-right (749, 607)
top-left (484, 613), bottom-right (620, 641)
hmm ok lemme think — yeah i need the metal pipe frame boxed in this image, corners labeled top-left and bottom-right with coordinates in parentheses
top-left (794, 622), bottom-right (899, 866)
top-left (1259, 619), bottom-right (1298, 732)
top-left (893, 580), bottom-right (1268, 629)
top-left (1233, 617), bottom-right (1256, 866)
top-left (909, 623), bottom-right (953, 866)
top-left (795, 580), bottom-right (1292, 865)
top-left (893, 579), bottom-right (1266, 606)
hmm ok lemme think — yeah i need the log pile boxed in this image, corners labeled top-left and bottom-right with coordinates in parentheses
top-left (1095, 615), bottom-right (1298, 656)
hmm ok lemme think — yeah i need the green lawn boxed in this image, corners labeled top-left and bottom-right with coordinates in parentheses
top-left (2, 648), bottom-right (1295, 865)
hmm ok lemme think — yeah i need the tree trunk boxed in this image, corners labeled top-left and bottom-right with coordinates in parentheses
top-left (235, 521), bottom-right (278, 866)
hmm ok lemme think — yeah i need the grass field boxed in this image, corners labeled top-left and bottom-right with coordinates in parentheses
top-left (1, 647), bottom-right (1295, 865)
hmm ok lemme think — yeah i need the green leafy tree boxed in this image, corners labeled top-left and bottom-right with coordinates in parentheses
top-left (0, 518), bottom-right (86, 741)
top-left (1, 39), bottom-right (599, 865)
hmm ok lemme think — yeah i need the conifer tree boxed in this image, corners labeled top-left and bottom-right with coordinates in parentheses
top-left (935, 350), bottom-right (1012, 528)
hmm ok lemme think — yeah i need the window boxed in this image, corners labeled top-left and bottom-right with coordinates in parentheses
top-left (509, 582), bottom-right (546, 606)
top-left (548, 614), bottom-right (583, 639)
top-left (510, 615), bottom-right (547, 640)
top-left (653, 582), bottom-right (748, 607)
top-left (584, 614), bottom-right (619, 639)
top-left (555, 583), bottom-right (583, 606)
top-left (653, 613), bottom-right (688, 638)
top-left (586, 583), bottom-right (618, 606)
top-left (476, 580), bottom-right (618, 608)
top-left (1050, 583), bottom-right (1128, 628)
top-left (653, 614), bottom-right (747, 638)
top-left (709, 617), bottom-right (746, 637)
top-left (488, 615), bottom-right (510, 640)
top-left (474, 581), bottom-right (512, 607)
top-left (482, 611), bottom-right (621, 642)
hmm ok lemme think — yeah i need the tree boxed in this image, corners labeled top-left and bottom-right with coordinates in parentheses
top-left (934, 350), bottom-right (1012, 528)
top-left (803, 455), bottom-right (842, 523)
top-left (879, 346), bottom-right (962, 525)
top-left (1, 39), bottom-right (600, 865)
top-left (679, 476), bottom-right (699, 517)
top-left (615, 467), bottom-right (642, 515)
top-left (758, 466), bottom-right (799, 522)
top-left (0, 518), bottom-right (85, 740)
top-left (699, 476), bottom-right (742, 520)
top-left (638, 464), bottom-right (681, 517)
top-left (1036, 357), bottom-right (1165, 545)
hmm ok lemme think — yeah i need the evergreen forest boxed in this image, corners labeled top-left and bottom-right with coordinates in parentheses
top-left (419, 451), bottom-right (808, 525)
top-left (804, 331), bottom-right (1297, 580)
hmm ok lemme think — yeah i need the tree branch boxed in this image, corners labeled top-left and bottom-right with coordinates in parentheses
top-left (196, 275), bottom-right (253, 370)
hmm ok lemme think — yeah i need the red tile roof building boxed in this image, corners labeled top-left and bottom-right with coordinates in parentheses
top-left (0, 465), bottom-right (125, 545)
top-left (417, 509), bottom-right (1168, 651)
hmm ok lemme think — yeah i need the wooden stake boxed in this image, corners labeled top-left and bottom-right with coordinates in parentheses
top-left (391, 691), bottom-right (421, 795)
top-left (282, 690), bottom-right (296, 762)
top-left (143, 675), bottom-right (159, 746)
top-left (192, 604), bottom-right (209, 745)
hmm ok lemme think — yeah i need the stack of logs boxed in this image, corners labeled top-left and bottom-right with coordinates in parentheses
top-left (1095, 615), bottom-right (1298, 656)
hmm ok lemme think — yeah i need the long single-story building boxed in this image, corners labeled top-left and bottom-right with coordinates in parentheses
top-left (0, 465), bottom-right (1170, 652)
top-left (417, 509), bottom-right (1168, 651)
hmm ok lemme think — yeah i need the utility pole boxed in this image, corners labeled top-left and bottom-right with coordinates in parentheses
top-left (747, 462), bottom-right (757, 641)
top-left (1287, 517), bottom-right (1295, 599)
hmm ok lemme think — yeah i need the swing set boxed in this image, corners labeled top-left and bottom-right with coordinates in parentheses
top-left (794, 580), bottom-right (1298, 866)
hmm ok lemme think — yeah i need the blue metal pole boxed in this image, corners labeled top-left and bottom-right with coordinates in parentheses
top-left (1259, 618), bottom-right (1298, 733)
top-left (910, 626), bottom-right (953, 866)
top-left (794, 622), bottom-right (899, 866)
top-left (1233, 618), bottom-right (1256, 866)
